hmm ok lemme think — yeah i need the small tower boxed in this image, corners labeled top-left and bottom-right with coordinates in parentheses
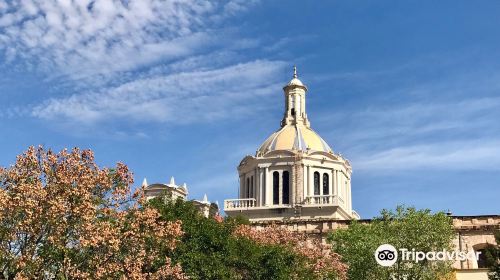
top-left (281, 66), bottom-right (310, 127)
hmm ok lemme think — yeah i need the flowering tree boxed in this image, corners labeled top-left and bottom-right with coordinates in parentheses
top-left (328, 206), bottom-right (455, 280)
top-left (0, 146), bottom-right (186, 279)
top-left (233, 224), bottom-right (348, 280)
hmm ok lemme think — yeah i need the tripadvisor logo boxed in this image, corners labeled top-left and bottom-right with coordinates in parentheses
top-left (374, 244), bottom-right (482, 267)
top-left (375, 244), bottom-right (398, 267)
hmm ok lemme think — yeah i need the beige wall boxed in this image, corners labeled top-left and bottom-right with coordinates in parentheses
top-left (455, 269), bottom-right (490, 280)
top-left (452, 216), bottom-right (500, 269)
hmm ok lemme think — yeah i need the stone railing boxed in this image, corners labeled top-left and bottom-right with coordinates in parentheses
top-left (224, 198), bottom-right (257, 210)
top-left (304, 195), bottom-right (339, 205)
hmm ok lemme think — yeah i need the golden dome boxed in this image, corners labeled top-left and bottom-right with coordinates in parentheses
top-left (257, 124), bottom-right (333, 155)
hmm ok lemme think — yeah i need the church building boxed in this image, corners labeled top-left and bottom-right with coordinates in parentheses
top-left (224, 67), bottom-right (359, 221)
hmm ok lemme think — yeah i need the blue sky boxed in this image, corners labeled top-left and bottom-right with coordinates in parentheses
top-left (1, 0), bottom-right (499, 218)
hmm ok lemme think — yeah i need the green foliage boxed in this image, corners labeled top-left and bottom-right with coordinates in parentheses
top-left (487, 231), bottom-right (500, 280)
top-left (328, 205), bottom-right (455, 280)
top-left (147, 196), bottom-right (315, 280)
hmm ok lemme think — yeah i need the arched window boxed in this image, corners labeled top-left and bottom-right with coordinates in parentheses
top-left (474, 244), bottom-right (495, 269)
top-left (477, 249), bottom-right (488, 268)
top-left (246, 177), bottom-right (250, 198)
top-left (314, 172), bottom-right (320, 195)
top-left (323, 173), bottom-right (329, 195)
top-left (273, 171), bottom-right (279, 205)
top-left (282, 171), bottom-right (289, 204)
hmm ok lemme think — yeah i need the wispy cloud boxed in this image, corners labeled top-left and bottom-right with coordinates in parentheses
top-left (0, 0), bottom-right (291, 130)
top-left (327, 97), bottom-right (500, 144)
top-left (0, 0), bottom-right (257, 82)
top-left (330, 97), bottom-right (500, 171)
top-left (353, 140), bottom-right (500, 171)
top-left (31, 60), bottom-right (287, 125)
top-left (313, 57), bottom-right (500, 172)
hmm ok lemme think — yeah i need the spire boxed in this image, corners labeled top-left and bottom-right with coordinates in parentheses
top-left (281, 65), bottom-right (309, 127)
top-left (203, 194), bottom-right (208, 203)
top-left (169, 176), bottom-right (175, 186)
top-left (179, 183), bottom-right (189, 195)
top-left (142, 178), bottom-right (148, 187)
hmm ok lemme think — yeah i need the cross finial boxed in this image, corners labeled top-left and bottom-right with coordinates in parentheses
top-left (293, 65), bottom-right (297, 78)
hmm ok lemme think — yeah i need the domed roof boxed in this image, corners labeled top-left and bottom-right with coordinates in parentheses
top-left (257, 124), bottom-right (333, 156)
top-left (287, 77), bottom-right (304, 87)
top-left (284, 66), bottom-right (307, 90)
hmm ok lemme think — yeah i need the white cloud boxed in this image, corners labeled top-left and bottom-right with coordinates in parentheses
top-left (0, 0), bottom-right (256, 81)
top-left (313, 64), bottom-right (500, 171)
top-left (31, 60), bottom-right (287, 125)
top-left (330, 97), bottom-right (500, 143)
top-left (353, 140), bottom-right (500, 171)
top-left (320, 97), bottom-right (500, 171)
top-left (1, 0), bottom-right (286, 129)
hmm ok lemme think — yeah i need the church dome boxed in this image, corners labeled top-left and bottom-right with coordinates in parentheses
top-left (257, 124), bottom-right (333, 155)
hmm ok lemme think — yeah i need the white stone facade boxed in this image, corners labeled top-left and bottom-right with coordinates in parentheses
top-left (143, 177), bottom-right (213, 218)
top-left (225, 67), bottom-right (358, 221)
top-left (143, 177), bottom-right (188, 201)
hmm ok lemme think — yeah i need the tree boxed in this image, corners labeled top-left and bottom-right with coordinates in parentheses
top-left (485, 231), bottom-right (500, 280)
top-left (233, 224), bottom-right (348, 280)
top-left (148, 196), bottom-right (237, 279)
top-left (0, 146), bottom-right (186, 279)
top-left (328, 206), bottom-right (455, 280)
top-left (148, 196), bottom-right (348, 280)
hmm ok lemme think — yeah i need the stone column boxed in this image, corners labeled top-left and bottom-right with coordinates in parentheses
top-left (307, 165), bottom-right (313, 199)
top-left (294, 162), bottom-right (304, 204)
top-left (257, 168), bottom-right (262, 206)
top-left (328, 169), bottom-right (333, 198)
top-left (287, 93), bottom-right (291, 117)
top-left (239, 175), bottom-right (244, 199)
top-left (265, 167), bottom-right (270, 206)
top-left (278, 170), bottom-right (283, 205)
top-left (333, 170), bottom-right (336, 197)
top-left (319, 171), bottom-right (323, 196)
top-left (254, 168), bottom-right (257, 201)
top-left (347, 179), bottom-right (351, 211)
top-left (336, 170), bottom-right (341, 198)
top-left (341, 173), bottom-right (345, 206)
top-left (301, 92), bottom-right (306, 118)
top-left (303, 164), bottom-right (308, 199)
